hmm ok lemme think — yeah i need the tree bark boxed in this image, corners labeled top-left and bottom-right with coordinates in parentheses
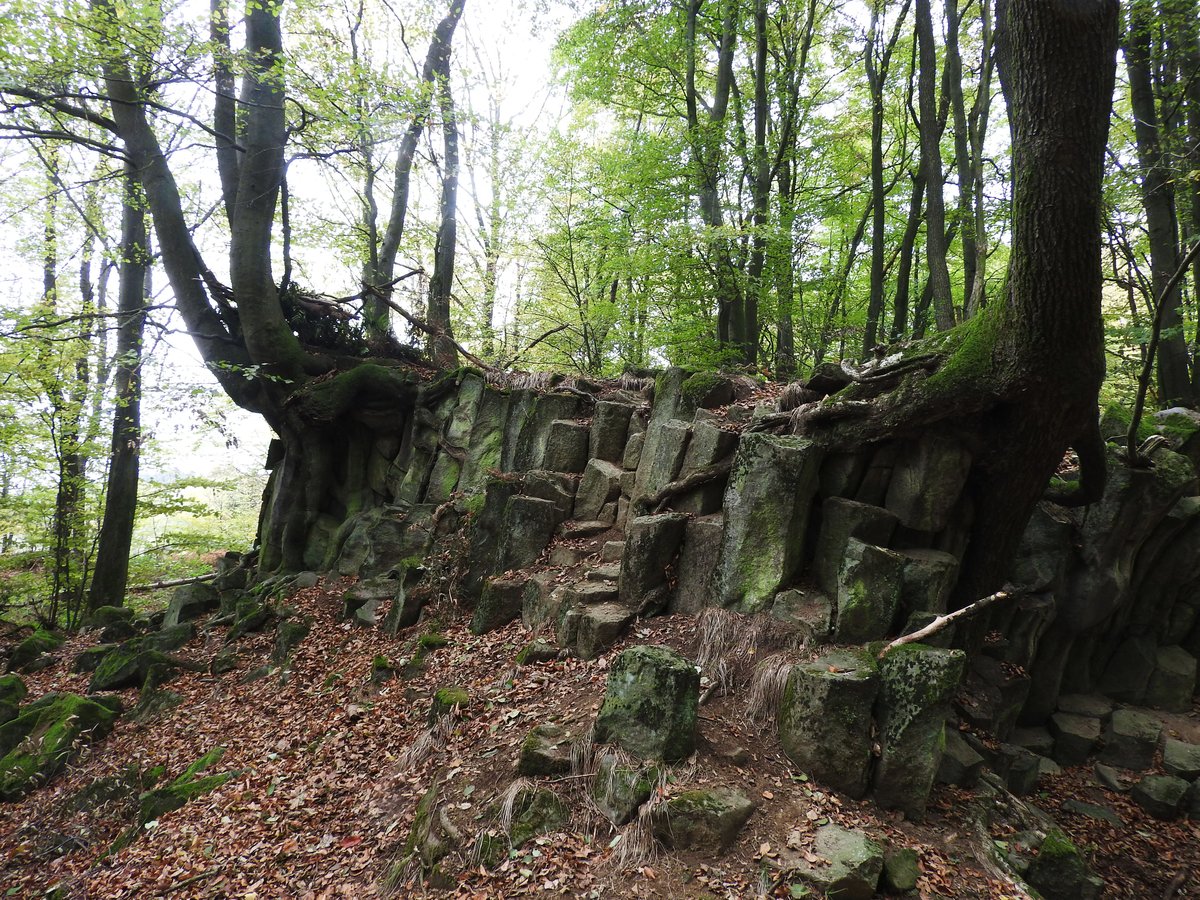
top-left (916, 0), bottom-right (956, 331)
top-left (89, 164), bottom-right (149, 611)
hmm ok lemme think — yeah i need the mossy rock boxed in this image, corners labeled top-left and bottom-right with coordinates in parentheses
top-left (72, 644), bottom-right (119, 675)
top-left (371, 654), bottom-right (396, 683)
top-left (516, 723), bottom-right (574, 777)
top-left (592, 753), bottom-right (658, 825)
top-left (209, 645), bottom-right (240, 675)
top-left (651, 787), bottom-right (755, 852)
top-left (83, 605), bottom-right (133, 629)
top-left (680, 371), bottom-right (734, 412)
top-left (505, 786), bottom-right (569, 847)
top-left (882, 847), bottom-right (921, 893)
top-left (0, 675), bottom-right (27, 726)
top-left (593, 645), bottom-right (699, 763)
top-left (7, 629), bottom-right (64, 673)
top-left (141, 623), bottom-right (195, 653)
top-left (88, 646), bottom-right (180, 693)
top-left (515, 640), bottom-right (558, 666)
top-left (1025, 829), bottom-right (1103, 900)
top-left (0, 693), bottom-right (119, 800)
top-left (271, 619), bottom-right (311, 668)
top-left (429, 686), bottom-right (469, 723)
top-left (225, 597), bottom-right (275, 643)
top-left (417, 632), bottom-right (450, 652)
top-left (112, 748), bottom-right (233, 852)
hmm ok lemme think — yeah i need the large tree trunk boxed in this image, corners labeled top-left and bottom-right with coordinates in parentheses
top-left (805, 0), bottom-right (1118, 609)
top-left (89, 164), bottom-right (149, 611)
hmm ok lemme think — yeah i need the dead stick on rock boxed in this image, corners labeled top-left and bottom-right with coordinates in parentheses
top-left (880, 587), bottom-right (1020, 656)
top-left (634, 457), bottom-right (735, 517)
top-left (127, 573), bottom-right (217, 593)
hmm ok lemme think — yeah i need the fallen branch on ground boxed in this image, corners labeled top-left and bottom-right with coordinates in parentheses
top-left (127, 573), bottom-right (217, 593)
top-left (880, 586), bottom-right (1022, 655)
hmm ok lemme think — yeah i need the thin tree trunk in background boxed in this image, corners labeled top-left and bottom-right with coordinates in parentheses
top-left (775, 156), bottom-right (797, 377)
top-left (744, 0), bottom-right (769, 371)
top-left (945, 0), bottom-right (976, 313)
top-left (1125, 0), bottom-right (1194, 407)
top-left (90, 165), bottom-right (149, 612)
top-left (916, 0), bottom-right (956, 331)
top-left (891, 170), bottom-right (926, 340)
top-left (428, 6), bottom-right (464, 369)
top-left (966, 0), bottom-right (995, 317)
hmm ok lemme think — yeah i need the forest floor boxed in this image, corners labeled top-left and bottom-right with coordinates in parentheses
top-left (1, 576), bottom-right (1198, 899)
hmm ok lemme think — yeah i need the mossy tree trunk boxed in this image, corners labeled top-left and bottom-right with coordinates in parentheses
top-left (803, 0), bottom-right (1119, 607)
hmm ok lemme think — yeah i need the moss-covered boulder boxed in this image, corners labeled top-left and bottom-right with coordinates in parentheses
top-left (514, 639), bottom-right (558, 666)
top-left (71, 643), bottom-right (118, 675)
top-left (0, 675), bottom-right (27, 726)
top-left (271, 619), bottom-right (311, 671)
top-left (162, 581), bottom-right (220, 629)
top-left (872, 644), bottom-right (965, 820)
top-left (786, 824), bottom-right (884, 900)
top-left (88, 642), bottom-right (183, 693)
top-left (1131, 774), bottom-right (1190, 819)
top-left (225, 596), bottom-right (275, 642)
top-left (778, 649), bottom-right (879, 799)
top-left (6, 629), bottom-right (64, 674)
top-left (429, 686), bottom-right (469, 724)
top-left (505, 785), bottom-right (569, 847)
top-left (1099, 708), bottom-right (1161, 771)
top-left (833, 539), bottom-right (905, 643)
top-left (0, 693), bottom-right (119, 799)
top-left (882, 846), bottom-right (921, 893)
top-left (593, 645), bottom-right (699, 763)
top-left (592, 752), bottom-right (658, 825)
top-left (83, 605), bottom-right (133, 629)
top-left (619, 513), bottom-right (687, 614)
top-left (516, 723), bottom-right (574, 777)
top-left (1025, 829), bottom-right (1103, 900)
top-left (1145, 645), bottom-right (1197, 712)
top-left (715, 433), bottom-right (823, 612)
top-left (650, 787), bottom-right (754, 852)
top-left (472, 577), bottom-right (527, 635)
top-left (112, 747), bottom-right (233, 851)
top-left (680, 371), bottom-right (734, 411)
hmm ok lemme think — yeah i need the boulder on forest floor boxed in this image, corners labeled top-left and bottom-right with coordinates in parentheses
top-left (0, 693), bottom-right (120, 800)
top-left (782, 824), bottom-right (884, 900)
top-left (6, 629), bottom-right (63, 674)
top-left (649, 786), bottom-right (754, 852)
top-left (516, 723), bottom-right (574, 777)
top-left (593, 645), bottom-right (698, 763)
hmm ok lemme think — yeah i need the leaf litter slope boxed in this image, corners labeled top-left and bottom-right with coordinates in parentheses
top-left (1, 576), bottom-right (1193, 899)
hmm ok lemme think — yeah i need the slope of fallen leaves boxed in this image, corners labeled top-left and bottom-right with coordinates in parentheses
top-left (1, 578), bottom-right (1194, 899)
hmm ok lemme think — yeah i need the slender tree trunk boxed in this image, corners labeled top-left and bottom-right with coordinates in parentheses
top-left (428, 14), bottom-right (462, 369)
top-left (916, 0), bottom-right (956, 331)
top-left (89, 165), bottom-right (149, 612)
top-left (1124, 0), bottom-right (1194, 407)
top-left (946, 0), bottom-right (977, 312)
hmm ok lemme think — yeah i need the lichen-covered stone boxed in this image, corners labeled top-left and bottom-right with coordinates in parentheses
top-left (163, 582), bottom-right (220, 629)
top-left (833, 539), bottom-right (905, 643)
top-left (884, 432), bottom-right (971, 531)
top-left (633, 418), bottom-right (691, 501)
top-left (83, 605), bottom-right (134, 629)
top-left (937, 729), bottom-right (985, 787)
top-left (619, 513), bottom-right (687, 613)
top-left (715, 433), bottom-right (823, 612)
top-left (1130, 775), bottom-right (1190, 820)
top-left (1099, 708), bottom-right (1161, 771)
top-left (593, 645), bottom-right (699, 762)
top-left (516, 723), bottom-right (574, 776)
top-left (787, 824), bottom-right (884, 900)
top-left (778, 649), bottom-right (879, 798)
top-left (505, 785), bottom-right (569, 846)
top-left (1145, 645), bottom-right (1197, 712)
top-left (872, 644), bottom-right (965, 820)
top-left (0, 693), bottom-right (119, 800)
top-left (499, 496), bottom-right (559, 571)
top-left (472, 577), bottom-right (527, 635)
top-left (572, 603), bottom-right (635, 660)
top-left (590, 401), bottom-right (636, 463)
top-left (541, 420), bottom-right (590, 473)
top-left (1048, 712), bottom-right (1101, 767)
top-left (882, 847), bottom-right (921, 893)
top-left (650, 787), bottom-right (754, 851)
top-left (1163, 739), bottom-right (1200, 780)
top-left (770, 589), bottom-right (832, 642)
top-left (592, 753), bottom-right (657, 825)
top-left (813, 497), bottom-right (899, 595)
top-left (670, 515), bottom-right (722, 614)
top-left (574, 459), bottom-right (623, 521)
top-left (897, 548), bottom-right (959, 617)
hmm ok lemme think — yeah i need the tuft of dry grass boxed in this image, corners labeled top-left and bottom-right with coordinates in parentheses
top-left (397, 713), bottom-right (453, 772)
top-left (745, 653), bottom-right (794, 725)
